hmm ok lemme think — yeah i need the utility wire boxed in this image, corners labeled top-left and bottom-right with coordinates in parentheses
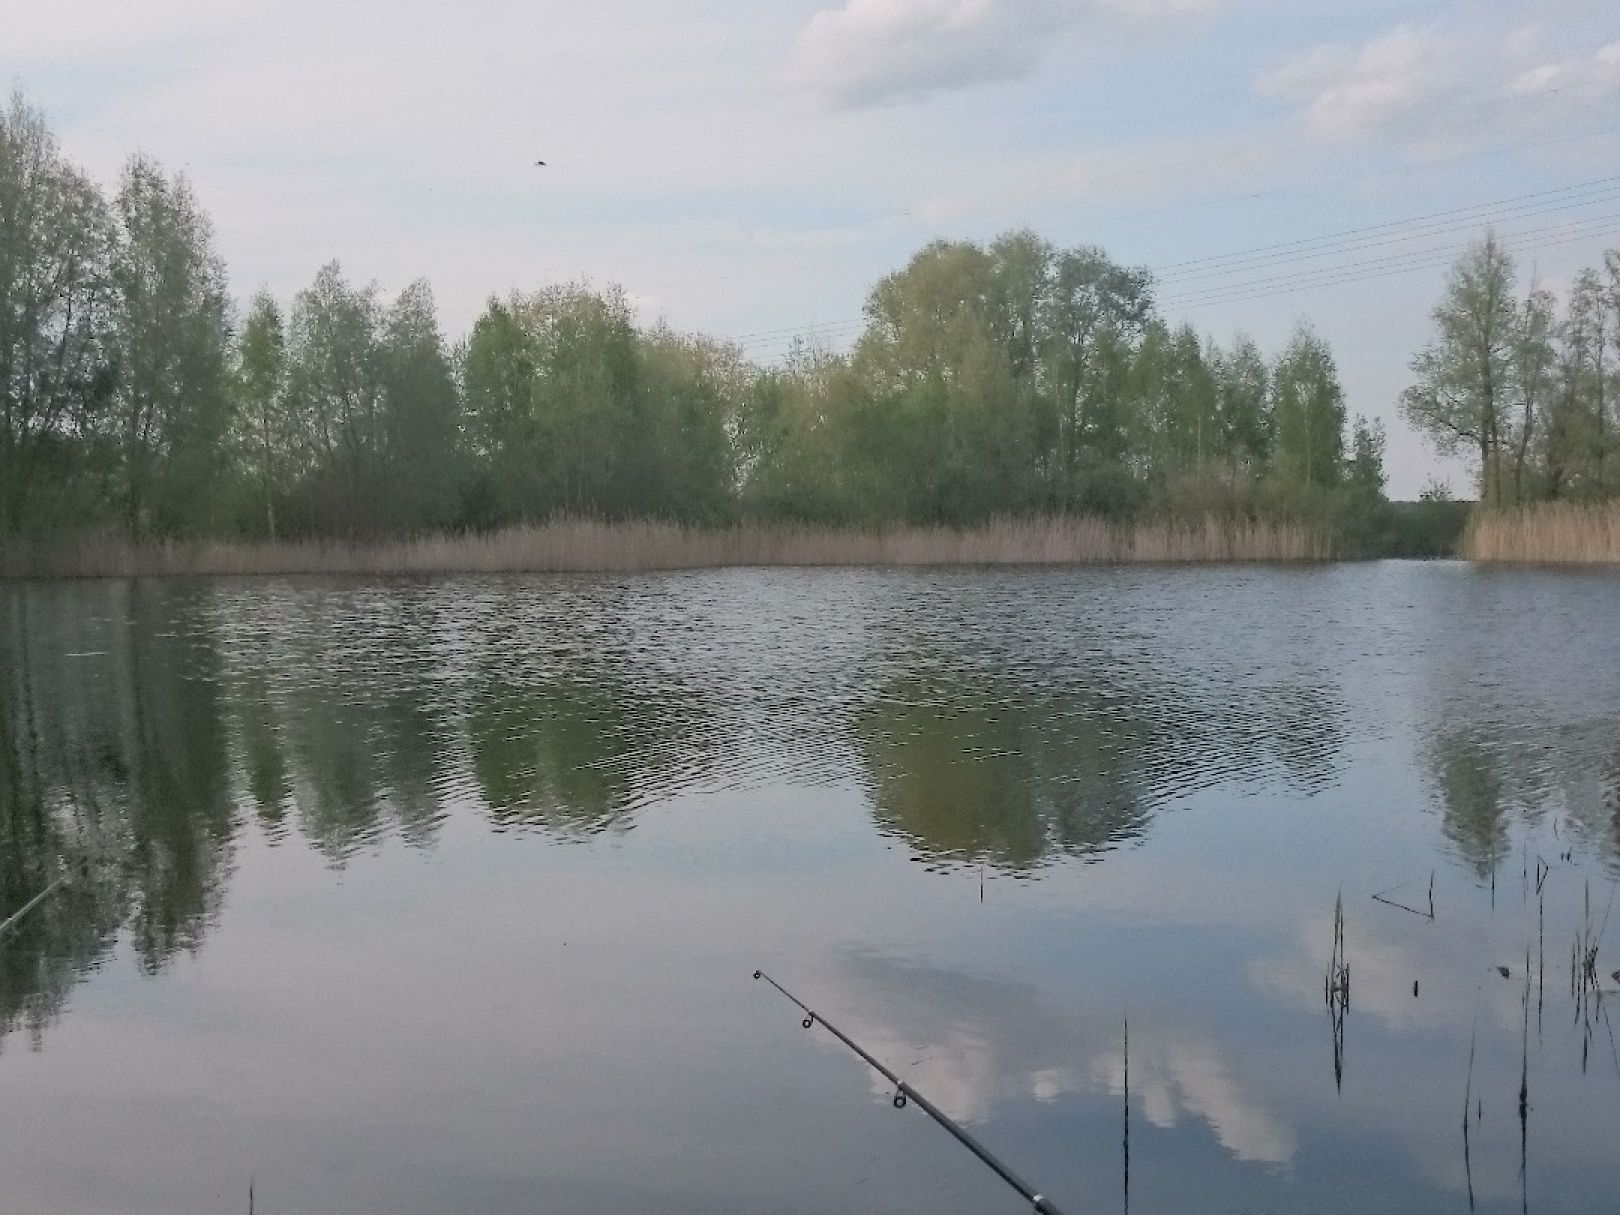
top-left (732, 181), bottom-right (1620, 358)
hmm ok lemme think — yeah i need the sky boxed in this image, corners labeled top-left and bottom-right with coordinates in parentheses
top-left (6, 0), bottom-right (1620, 497)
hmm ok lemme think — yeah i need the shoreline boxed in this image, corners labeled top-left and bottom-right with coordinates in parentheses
top-left (1465, 502), bottom-right (1620, 565)
top-left (0, 516), bottom-right (1333, 580)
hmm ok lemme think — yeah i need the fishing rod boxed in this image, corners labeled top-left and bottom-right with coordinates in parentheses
top-left (0, 871), bottom-right (70, 938)
top-left (752, 969), bottom-right (1069, 1215)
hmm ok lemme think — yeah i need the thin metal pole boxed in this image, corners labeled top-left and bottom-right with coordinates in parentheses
top-left (753, 969), bottom-right (1069, 1215)
top-left (0, 872), bottom-right (69, 938)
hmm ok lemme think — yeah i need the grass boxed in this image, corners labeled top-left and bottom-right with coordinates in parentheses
top-left (1465, 501), bottom-right (1620, 564)
top-left (0, 515), bottom-right (1332, 580)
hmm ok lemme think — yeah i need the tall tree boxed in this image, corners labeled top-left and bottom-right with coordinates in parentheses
top-left (1506, 285), bottom-right (1555, 504)
top-left (379, 279), bottom-right (461, 530)
top-left (1271, 324), bottom-right (1345, 491)
top-left (638, 329), bottom-right (741, 522)
top-left (1346, 415), bottom-right (1387, 499)
top-left (1040, 245), bottom-right (1153, 489)
top-left (1212, 334), bottom-right (1272, 480)
top-left (1566, 268), bottom-right (1612, 494)
top-left (285, 263), bottom-right (385, 533)
top-left (520, 284), bottom-right (643, 516)
top-left (1401, 234), bottom-right (1517, 503)
top-left (0, 92), bottom-right (116, 534)
top-left (853, 240), bottom-right (1026, 520)
top-left (109, 156), bottom-right (232, 537)
top-left (462, 296), bottom-right (540, 522)
top-left (234, 291), bottom-right (287, 539)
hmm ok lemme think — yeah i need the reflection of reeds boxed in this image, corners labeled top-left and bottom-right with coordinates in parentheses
top-left (1519, 955), bottom-right (1530, 1215)
top-left (1462, 1017), bottom-right (1477, 1213)
top-left (1123, 1015), bottom-right (1130, 1215)
top-left (1325, 892), bottom-right (1350, 1091)
top-left (0, 515), bottom-right (1333, 580)
top-left (1325, 892), bottom-right (1350, 1008)
top-left (1371, 869), bottom-right (1435, 920)
top-left (1465, 501), bottom-right (1620, 564)
top-left (1571, 880), bottom-right (1618, 1075)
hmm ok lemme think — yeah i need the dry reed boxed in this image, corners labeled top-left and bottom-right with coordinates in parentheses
top-left (1466, 501), bottom-right (1620, 564)
top-left (0, 515), bottom-right (1331, 580)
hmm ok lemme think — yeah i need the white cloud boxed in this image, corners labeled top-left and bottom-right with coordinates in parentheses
top-left (0, 0), bottom-right (240, 60)
top-left (1502, 24), bottom-right (1542, 61)
top-left (790, 0), bottom-right (1073, 108)
top-left (1258, 25), bottom-right (1457, 142)
top-left (1511, 39), bottom-right (1620, 97)
top-left (1102, 0), bottom-right (1220, 14)
top-left (789, 0), bottom-right (1225, 108)
top-left (1092, 1031), bottom-right (1296, 1164)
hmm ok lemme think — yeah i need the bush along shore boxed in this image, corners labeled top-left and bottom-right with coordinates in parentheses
top-left (1466, 501), bottom-right (1620, 564)
top-left (0, 516), bottom-right (1337, 580)
top-left (10, 91), bottom-right (1608, 566)
top-left (6, 92), bottom-right (1395, 557)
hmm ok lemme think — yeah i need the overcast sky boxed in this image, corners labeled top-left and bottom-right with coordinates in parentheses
top-left (8, 0), bottom-right (1620, 496)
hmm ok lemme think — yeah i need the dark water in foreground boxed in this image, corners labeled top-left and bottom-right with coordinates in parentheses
top-left (2, 563), bottom-right (1618, 1215)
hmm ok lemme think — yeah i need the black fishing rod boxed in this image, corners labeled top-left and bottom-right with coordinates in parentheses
top-left (753, 969), bottom-right (1069, 1215)
top-left (0, 872), bottom-right (70, 938)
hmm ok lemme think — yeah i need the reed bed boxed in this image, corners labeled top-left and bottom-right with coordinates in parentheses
top-left (0, 515), bottom-right (1331, 580)
top-left (1466, 501), bottom-right (1620, 564)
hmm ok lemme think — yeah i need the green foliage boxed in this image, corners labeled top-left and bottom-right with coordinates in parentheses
top-left (1272, 324), bottom-right (1345, 491)
top-left (109, 156), bottom-right (232, 537)
top-left (0, 89), bottom-right (1429, 554)
top-left (0, 92), bottom-right (117, 536)
top-left (1403, 235), bottom-right (1620, 515)
top-left (379, 280), bottom-right (462, 531)
top-left (232, 291), bottom-right (287, 539)
top-left (1400, 233), bottom-right (1517, 503)
top-left (283, 262), bottom-right (388, 534)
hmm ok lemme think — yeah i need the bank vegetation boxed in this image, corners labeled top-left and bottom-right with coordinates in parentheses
top-left (1465, 501), bottom-right (1620, 564)
top-left (0, 515), bottom-right (1333, 580)
top-left (2, 89), bottom-right (1400, 572)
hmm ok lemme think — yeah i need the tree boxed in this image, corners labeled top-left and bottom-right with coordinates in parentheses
top-left (637, 328), bottom-right (741, 522)
top-left (0, 92), bottom-right (116, 534)
top-left (521, 284), bottom-right (644, 517)
top-left (234, 291), bottom-right (287, 539)
top-left (462, 296), bottom-right (540, 523)
top-left (1212, 334), bottom-right (1271, 480)
top-left (1040, 245), bottom-right (1153, 489)
top-left (108, 156), bottom-right (232, 537)
top-left (379, 279), bottom-right (461, 530)
top-left (1163, 325), bottom-right (1217, 474)
top-left (1346, 415), bottom-right (1387, 498)
top-left (1401, 234), bottom-right (1517, 503)
top-left (1506, 285), bottom-right (1555, 503)
top-left (735, 347), bottom-right (853, 521)
top-left (852, 240), bottom-right (1026, 521)
top-left (1566, 268), bottom-right (1613, 493)
top-left (285, 263), bottom-right (385, 533)
top-left (1272, 324), bottom-right (1345, 491)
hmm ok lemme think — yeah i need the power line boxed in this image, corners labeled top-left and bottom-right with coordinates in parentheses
top-left (1164, 211), bottom-right (1620, 304)
top-left (607, 75), bottom-right (1620, 289)
top-left (1164, 221), bottom-right (1620, 311)
top-left (632, 117), bottom-right (1620, 298)
top-left (732, 181), bottom-right (1620, 358)
top-left (1155, 178), bottom-right (1620, 281)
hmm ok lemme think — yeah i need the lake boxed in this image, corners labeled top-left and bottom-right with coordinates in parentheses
top-left (2, 563), bottom-right (1617, 1214)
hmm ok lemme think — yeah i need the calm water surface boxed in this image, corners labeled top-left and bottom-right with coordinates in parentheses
top-left (2, 563), bottom-right (1618, 1214)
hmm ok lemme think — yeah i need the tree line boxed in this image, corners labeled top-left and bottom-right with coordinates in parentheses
top-left (3, 91), bottom-right (1407, 545)
top-left (1401, 233), bottom-right (1620, 506)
